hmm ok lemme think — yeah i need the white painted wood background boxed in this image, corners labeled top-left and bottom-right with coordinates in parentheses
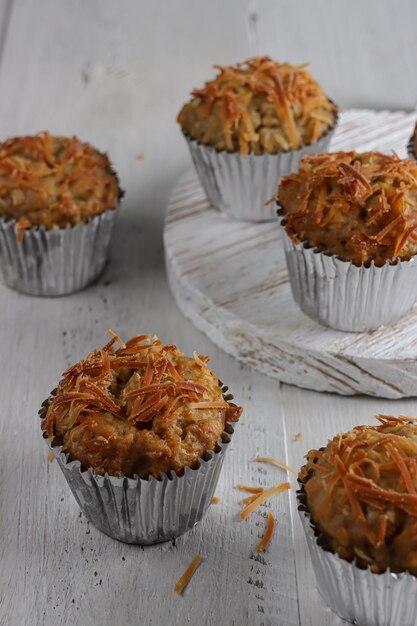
top-left (0, 2), bottom-right (417, 626)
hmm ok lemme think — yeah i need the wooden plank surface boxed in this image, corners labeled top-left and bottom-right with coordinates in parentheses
top-left (0, 2), bottom-right (416, 626)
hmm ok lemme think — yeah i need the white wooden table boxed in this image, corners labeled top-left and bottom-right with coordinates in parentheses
top-left (1, 2), bottom-right (417, 625)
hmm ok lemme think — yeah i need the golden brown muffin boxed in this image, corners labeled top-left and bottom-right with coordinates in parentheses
top-left (177, 56), bottom-right (337, 156)
top-left (279, 151), bottom-right (417, 265)
top-left (300, 416), bottom-right (417, 575)
top-left (0, 132), bottom-right (120, 241)
top-left (43, 331), bottom-right (242, 479)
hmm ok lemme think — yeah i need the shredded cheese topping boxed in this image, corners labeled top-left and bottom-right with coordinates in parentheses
top-left (301, 415), bottom-right (417, 574)
top-left (178, 56), bottom-right (337, 155)
top-left (43, 331), bottom-right (242, 479)
top-left (0, 132), bottom-right (120, 239)
top-left (279, 151), bottom-right (417, 265)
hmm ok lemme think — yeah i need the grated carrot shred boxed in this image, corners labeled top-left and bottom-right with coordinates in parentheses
top-left (256, 512), bottom-right (276, 552)
top-left (211, 497), bottom-right (221, 504)
top-left (240, 482), bottom-right (291, 521)
top-left (254, 457), bottom-right (294, 474)
top-left (294, 432), bottom-right (302, 442)
top-left (174, 555), bottom-right (203, 595)
top-left (47, 452), bottom-right (55, 463)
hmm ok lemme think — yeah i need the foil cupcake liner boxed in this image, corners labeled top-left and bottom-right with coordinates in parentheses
top-left (0, 207), bottom-right (118, 296)
top-left (183, 113), bottom-right (338, 222)
top-left (297, 482), bottom-right (417, 626)
top-left (407, 128), bottom-right (416, 161)
top-left (39, 384), bottom-right (235, 545)
top-left (277, 211), bottom-right (417, 332)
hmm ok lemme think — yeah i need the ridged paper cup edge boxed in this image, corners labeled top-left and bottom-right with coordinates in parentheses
top-left (407, 130), bottom-right (416, 161)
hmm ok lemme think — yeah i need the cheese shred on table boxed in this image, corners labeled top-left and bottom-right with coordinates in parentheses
top-left (240, 482), bottom-right (291, 520)
top-left (254, 456), bottom-right (294, 473)
top-left (256, 512), bottom-right (276, 552)
top-left (174, 555), bottom-right (203, 595)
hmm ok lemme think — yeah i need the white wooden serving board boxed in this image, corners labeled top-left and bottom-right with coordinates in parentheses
top-left (164, 109), bottom-right (417, 399)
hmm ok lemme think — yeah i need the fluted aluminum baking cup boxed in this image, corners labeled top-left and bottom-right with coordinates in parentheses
top-left (0, 208), bottom-right (118, 296)
top-left (278, 213), bottom-right (417, 332)
top-left (407, 129), bottom-right (416, 161)
top-left (183, 114), bottom-right (338, 222)
top-left (297, 484), bottom-right (417, 626)
top-left (39, 386), bottom-right (235, 545)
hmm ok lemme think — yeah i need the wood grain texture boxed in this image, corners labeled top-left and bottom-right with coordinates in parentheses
top-left (1, 1), bottom-right (417, 625)
top-left (164, 109), bottom-right (417, 399)
top-left (251, 0), bottom-right (417, 110)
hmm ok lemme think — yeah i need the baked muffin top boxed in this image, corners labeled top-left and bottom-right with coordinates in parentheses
top-left (177, 56), bottom-right (337, 156)
top-left (42, 331), bottom-right (242, 479)
top-left (300, 416), bottom-right (417, 575)
top-left (0, 132), bottom-right (120, 240)
top-left (279, 151), bottom-right (417, 265)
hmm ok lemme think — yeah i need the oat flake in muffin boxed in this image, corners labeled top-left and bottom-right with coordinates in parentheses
top-left (279, 151), bottom-right (417, 265)
top-left (300, 415), bottom-right (417, 575)
top-left (0, 132), bottom-right (120, 241)
top-left (43, 331), bottom-right (242, 479)
top-left (177, 56), bottom-right (337, 156)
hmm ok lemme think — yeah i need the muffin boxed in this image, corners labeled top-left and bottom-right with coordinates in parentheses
top-left (407, 121), bottom-right (417, 161)
top-left (298, 415), bottom-right (417, 626)
top-left (177, 56), bottom-right (338, 221)
top-left (277, 151), bottom-right (417, 331)
top-left (0, 132), bottom-right (122, 296)
top-left (40, 331), bottom-right (242, 544)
